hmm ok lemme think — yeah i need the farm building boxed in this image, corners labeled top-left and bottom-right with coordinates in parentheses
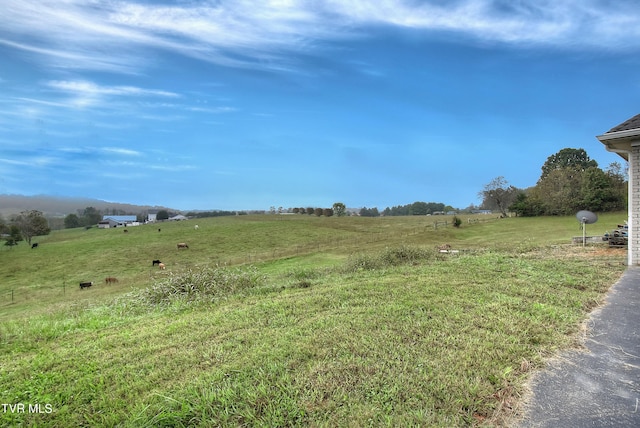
top-left (597, 113), bottom-right (640, 265)
top-left (147, 210), bottom-right (158, 222)
top-left (169, 214), bottom-right (188, 221)
top-left (99, 215), bottom-right (139, 228)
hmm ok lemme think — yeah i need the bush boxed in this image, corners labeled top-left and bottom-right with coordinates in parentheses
top-left (379, 245), bottom-right (433, 266)
top-left (128, 266), bottom-right (265, 307)
top-left (343, 245), bottom-right (434, 272)
top-left (343, 252), bottom-right (383, 272)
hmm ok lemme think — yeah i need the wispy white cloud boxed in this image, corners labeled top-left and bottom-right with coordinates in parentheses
top-left (326, 0), bottom-right (640, 48)
top-left (43, 80), bottom-right (179, 109)
top-left (148, 164), bottom-right (198, 172)
top-left (47, 80), bottom-right (179, 98)
top-left (0, 38), bottom-right (144, 74)
top-left (3, 1), bottom-right (638, 77)
top-left (0, 158), bottom-right (31, 166)
top-left (101, 147), bottom-right (142, 157)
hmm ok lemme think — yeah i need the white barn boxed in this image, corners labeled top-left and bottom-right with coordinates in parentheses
top-left (99, 215), bottom-right (139, 228)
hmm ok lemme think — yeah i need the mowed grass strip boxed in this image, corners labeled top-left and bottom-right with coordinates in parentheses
top-left (0, 241), bottom-right (625, 426)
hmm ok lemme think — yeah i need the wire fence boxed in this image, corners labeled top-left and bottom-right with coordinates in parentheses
top-left (0, 283), bottom-right (74, 307)
top-left (1, 216), bottom-right (501, 307)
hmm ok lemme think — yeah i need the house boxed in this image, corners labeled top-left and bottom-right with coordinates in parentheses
top-left (99, 215), bottom-right (139, 228)
top-left (596, 113), bottom-right (640, 265)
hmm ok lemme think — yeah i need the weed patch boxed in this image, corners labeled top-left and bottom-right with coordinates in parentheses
top-left (122, 265), bottom-right (265, 308)
top-left (342, 245), bottom-right (435, 272)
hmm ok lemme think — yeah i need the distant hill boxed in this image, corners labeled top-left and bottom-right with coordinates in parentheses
top-left (0, 194), bottom-right (174, 218)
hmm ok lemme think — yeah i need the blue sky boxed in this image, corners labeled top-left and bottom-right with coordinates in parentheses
top-left (1, 1), bottom-right (639, 211)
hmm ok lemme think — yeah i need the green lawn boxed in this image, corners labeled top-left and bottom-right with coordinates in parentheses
top-left (0, 213), bottom-right (627, 426)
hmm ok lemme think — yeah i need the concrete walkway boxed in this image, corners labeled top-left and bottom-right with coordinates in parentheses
top-left (517, 267), bottom-right (640, 427)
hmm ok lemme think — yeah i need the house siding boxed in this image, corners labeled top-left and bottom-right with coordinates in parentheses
top-left (597, 114), bottom-right (640, 266)
top-left (631, 145), bottom-right (640, 265)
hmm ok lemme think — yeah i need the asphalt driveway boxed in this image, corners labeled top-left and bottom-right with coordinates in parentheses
top-left (517, 267), bottom-right (640, 427)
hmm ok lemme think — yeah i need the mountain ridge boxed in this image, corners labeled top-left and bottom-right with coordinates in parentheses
top-left (0, 194), bottom-right (176, 218)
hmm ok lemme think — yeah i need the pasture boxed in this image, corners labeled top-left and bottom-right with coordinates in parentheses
top-left (0, 213), bottom-right (628, 426)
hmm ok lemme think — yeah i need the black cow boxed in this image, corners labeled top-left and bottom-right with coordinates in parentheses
top-left (79, 281), bottom-right (93, 289)
top-left (152, 259), bottom-right (162, 266)
top-left (31, 243), bottom-right (38, 249)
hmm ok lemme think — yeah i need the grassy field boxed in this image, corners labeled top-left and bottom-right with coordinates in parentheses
top-left (0, 213), bottom-right (628, 426)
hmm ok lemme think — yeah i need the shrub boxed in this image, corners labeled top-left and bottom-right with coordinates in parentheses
top-left (343, 245), bottom-right (434, 272)
top-left (379, 245), bottom-right (433, 266)
top-left (343, 252), bottom-right (383, 272)
top-left (128, 266), bottom-right (265, 307)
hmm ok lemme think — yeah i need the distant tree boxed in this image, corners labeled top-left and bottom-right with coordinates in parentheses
top-left (80, 206), bottom-right (102, 226)
top-left (605, 162), bottom-right (628, 209)
top-left (292, 208), bottom-right (300, 214)
top-left (314, 208), bottom-right (323, 216)
top-left (540, 148), bottom-right (598, 181)
top-left (306, 207), bottom-right (315, 215)
top-left (323, 208), bottom-right (334, 217)
top-left (580, 166), bottom-right (627, 212)
top-left (12, 210), bottom-right (50, 245)
top-left (512, 149), bottom-right (626, 216)
top-left (298, 207), bottom-right (305, 214)
top-left (360, 207), bottom-right (380, 217)
top-left (409, 201), bottom-right (428, 215)
top-left (332, 202), bottom-right (346, 217)
top-left (156, 210), bottom-right (170, 221)
top-left (532, 168), bottom-right (584, 215)
top-left (64, 214), bottom-right (81, 229)
top-left (509, 192), bottom-right (544, 217)
top-left (384, 205), bottom-right (410, 216)
top-left (4, 224), bottom-right (23, 248)
top-left (479, 176), bottom-right (519, 217)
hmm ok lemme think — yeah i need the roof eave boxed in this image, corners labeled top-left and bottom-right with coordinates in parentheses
top-left (596, 128), bottom-right (640, 161)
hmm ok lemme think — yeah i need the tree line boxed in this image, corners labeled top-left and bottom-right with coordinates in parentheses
top-left (359, 202), bottom-right (456, 217)
top-left (480, 148), bottom-right (627, 217)
top-left (0, 210), bottom-right (51, 248)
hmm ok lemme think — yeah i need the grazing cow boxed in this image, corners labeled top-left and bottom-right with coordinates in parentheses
top-left (31, 243), bottom-right (38, 249)
top-left (123, 229), bottom-right (128, 233)
top-left (152, 259), bottom-right (162, 266)
top-left (105, 277), bottom-right (118, 284)
top-left (158, 263), bottom-right (166, 270)
top-left (79, 281), bottom-right (93, 289)
top-left (177, 243), bottom-right (189, 249)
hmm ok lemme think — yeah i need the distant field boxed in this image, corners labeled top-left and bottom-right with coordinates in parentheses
top-left (0, 213), bottom-right (628, 426)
